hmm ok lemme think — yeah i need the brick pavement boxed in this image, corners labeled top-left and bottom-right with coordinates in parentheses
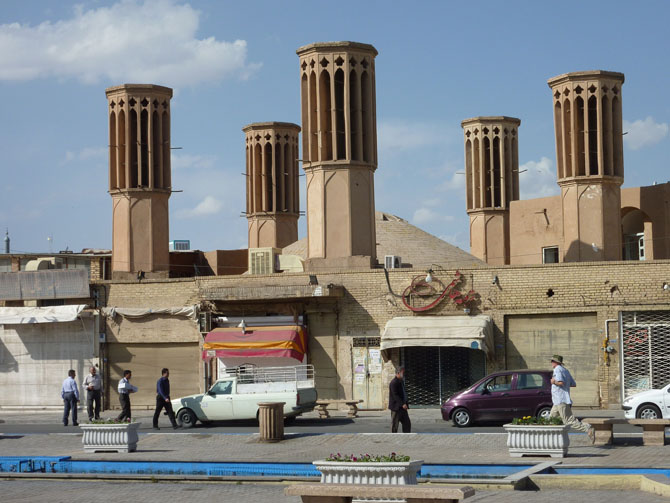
top-left (1, 480), bottom-right (668, 503)
top-left (0, 431), bottom-right (668, 468)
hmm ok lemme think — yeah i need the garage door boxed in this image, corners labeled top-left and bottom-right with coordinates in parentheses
top-left (506, 313), bottom-right (599, 407)
top-left (107, 343), bottom-right (200, 408)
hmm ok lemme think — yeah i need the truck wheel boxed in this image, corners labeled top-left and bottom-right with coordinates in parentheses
top-left (177, 408), bottom-right (197, 428)
top-left (284, 415), bottom-right (297, 426)
top-left (637, 404), bottom-right (661, 419)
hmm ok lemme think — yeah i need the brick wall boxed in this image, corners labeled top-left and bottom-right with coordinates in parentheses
top-left (94, 259), bottom-right (670, 408)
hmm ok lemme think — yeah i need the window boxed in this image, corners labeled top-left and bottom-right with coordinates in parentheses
top-left (209, 381), bottom-right (232, 395)
top-left (0, 258), bottom-right (11, 272)
top-left (543, 246), bottom-right (559, 264)
top-left (476, 374), bottom-right (513, 393)
top-left (517, 373), bottom-right (545, 390)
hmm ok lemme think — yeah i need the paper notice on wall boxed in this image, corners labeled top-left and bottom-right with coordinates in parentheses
top-left (354, 364), bottom-right (366, 374)
top-left (368, 349), bottom-right (381, 362)
top-left (368, 363), bottom-right (382, 374)
top-left (355, 374), bottom-right (366, 383)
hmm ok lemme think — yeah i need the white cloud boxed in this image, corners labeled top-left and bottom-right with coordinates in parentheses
top-left (623, 117), bottom-right (669, 150)
top-left (437, 170), bottom-right (465, 192)
top-left (412, 207), bottom-right (455, 226)
top-left (518, 156), bottom-right (559, 199)
top-left (176, 195), bottom-right (222, 218)
top-left (171, 153), bottom-right (217, 170)
top-left (62, 146), bottom-right (107, 164)
top-left (0, 0), bottom-right (260, 86)
top-left (378, 120), bottom-right (450, 152)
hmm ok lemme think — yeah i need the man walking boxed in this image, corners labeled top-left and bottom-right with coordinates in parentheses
top-left (116, 370), bottom-right (138, 422)
top-left (153, 368), bottom-right (180, 430)
top-left (388, 366), bottom-right (411, 433)
top-left (83, 366), bottom-right (102, 421)
top-left (549, 355), bottom-right (595, 444)
top-left (61, 369), bottom-right (80, 426)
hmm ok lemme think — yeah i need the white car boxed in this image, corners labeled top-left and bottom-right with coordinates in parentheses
top-left (171, 365), bottom-right (317, 428)
top-left (622, 384), bottom-right (670, 419)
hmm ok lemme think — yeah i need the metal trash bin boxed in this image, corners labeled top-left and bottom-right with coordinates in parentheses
top-left (258, 402), bottom-right (285, 442)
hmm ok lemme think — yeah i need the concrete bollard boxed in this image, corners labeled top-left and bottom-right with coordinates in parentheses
top-left (258, 402), bottom-right (285, 442)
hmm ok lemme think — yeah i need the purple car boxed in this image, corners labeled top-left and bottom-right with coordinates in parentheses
top-left (441, 369), bottom-right (553, 427)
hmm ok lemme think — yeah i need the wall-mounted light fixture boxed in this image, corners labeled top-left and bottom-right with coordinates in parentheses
top-left (237, 319), bottom-right (247, 333)
top-left (664, 282), bottom-right (670, 291)
top-left (425, 269), bottom-right (434, 283)
top-left (492, 275), bottom-right (499, 286)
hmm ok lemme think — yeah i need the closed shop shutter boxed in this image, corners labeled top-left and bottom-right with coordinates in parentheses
top-left (506, 313), bottom-right (599, 407)
top-left (107, 343), bottom-right (200, 408)
top-left (307, 313), bottom-right (338, 399)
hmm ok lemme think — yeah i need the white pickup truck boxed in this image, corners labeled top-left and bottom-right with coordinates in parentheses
top-left (172, 364), bottom-right (318, 427)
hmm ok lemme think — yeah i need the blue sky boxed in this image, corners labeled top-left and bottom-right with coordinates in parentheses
top-left (1, 0), bottom-right (668, 255)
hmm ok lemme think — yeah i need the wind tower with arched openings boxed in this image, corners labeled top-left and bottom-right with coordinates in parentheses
top-left (461, 117), bottom-right (521, 265)
top-left (243, 122), bottom-right (301, 249)
top-left (106, 84), bottom-right (173, 279)
top-left (548, 71), bottom-right (625, 261)
top-left (297, 42), bottom-right (378, 270)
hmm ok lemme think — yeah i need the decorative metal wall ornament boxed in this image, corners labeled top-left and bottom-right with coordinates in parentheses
top-left (401, 270), bottom-right (478, 313)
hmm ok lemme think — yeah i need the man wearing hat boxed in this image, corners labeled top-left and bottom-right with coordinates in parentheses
top-left (550, 355), bottom-right (595, 444)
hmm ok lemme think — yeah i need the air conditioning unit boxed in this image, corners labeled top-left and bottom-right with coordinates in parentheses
top-left (198, 312), bottom-right (212, 333)
top-left (248, 248), bottom-right (280, 275)
top-left (384, 255), bottom-right (402, 269)
top-left (169, 240), bottom-right (191, 251)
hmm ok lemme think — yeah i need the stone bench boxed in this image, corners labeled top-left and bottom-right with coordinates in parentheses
top-left (315, 400), bottom-right (363, 419)
top-left (285, 483), bottom-right (475, 502)
top-left (582, 417), bottom-right (670, 446)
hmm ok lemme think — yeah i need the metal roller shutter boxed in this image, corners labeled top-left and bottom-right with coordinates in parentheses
top-left (506, 313), bottom-right (599, 407)
top-left (107, 343), bottom-right (200, 408)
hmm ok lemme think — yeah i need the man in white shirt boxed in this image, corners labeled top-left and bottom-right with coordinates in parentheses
top-left (116, 369), bottom-right (138, 422)
top-left (83, 366), bottom-right (102, 421)
top-left (61, 369), bottom-right (80, 426)
top-left (549, 355), bottom-right (595, 444)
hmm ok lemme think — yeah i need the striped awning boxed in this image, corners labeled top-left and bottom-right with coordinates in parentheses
top-left (202, 325), bottom-right (307, 361)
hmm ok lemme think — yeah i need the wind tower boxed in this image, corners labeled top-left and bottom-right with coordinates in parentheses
top-left (548, 71), bottom-right (624, 261)
top-left (461, 117), bottom-right (521, 265)
top-left (106, 84), bottom-right (173, 279)
top-left (297, 41), bottom-right (378, 270)
top-left (243, 122), bottom-right (301, 249)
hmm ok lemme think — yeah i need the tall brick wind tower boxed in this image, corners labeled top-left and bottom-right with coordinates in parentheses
top-left (548, 71), bottom-right (624, 262)
top-left (243, 122), bottom-right (301, 249)
top-left (106, 84), bottom-right (173, 279)
top-left (297, 42), bottom-right (378, 270)
top-left (461, 117), bottom-right (521, 265)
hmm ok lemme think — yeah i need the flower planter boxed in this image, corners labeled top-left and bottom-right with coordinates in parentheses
top-left (81, 422), bottom-right (141, 453)
top-left (313, 459), bottom-right (423, 485)
top-left (504, 423), bottom-right (570, 458)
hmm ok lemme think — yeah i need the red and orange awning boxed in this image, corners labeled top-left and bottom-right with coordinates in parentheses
top-left (202, 325), bottom-right (307, 361)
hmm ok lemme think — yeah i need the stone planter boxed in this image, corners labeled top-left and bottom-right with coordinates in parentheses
top-left (504, 423), bottom-right (570, 458)
top-left (81, 422), bottom-right (141, 453)
top-left (313, 460), bottom-right (423, 485)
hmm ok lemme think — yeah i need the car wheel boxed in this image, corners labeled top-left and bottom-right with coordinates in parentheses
top-left (537, 407), bottom-right (552, 420)
top-left (637, 404), bottom-right (662, 419)
top-left (452, 408), bottom-right (472, 428)
top-left (177, 408), bottom-right (197, 428)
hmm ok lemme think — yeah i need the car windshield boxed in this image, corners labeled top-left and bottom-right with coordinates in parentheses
top-left (209, 381), bottom-right (232, 395)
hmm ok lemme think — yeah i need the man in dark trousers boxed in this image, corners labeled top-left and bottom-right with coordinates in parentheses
top-left (388, 366), bottom-right (411, 433)
top-left (153, 368), bottom-right (180, 430)
top-left (116, 369), bottom-right (138, 422)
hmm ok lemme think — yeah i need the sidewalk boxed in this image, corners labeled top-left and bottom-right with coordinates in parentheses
top-left (0, 429), bottom-right (664, 468)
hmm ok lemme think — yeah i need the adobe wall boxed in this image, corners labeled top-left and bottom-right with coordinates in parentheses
top-left (96, 259), bottom-right (670, 409)
top-left (509, 195), bottom-right (563, 264)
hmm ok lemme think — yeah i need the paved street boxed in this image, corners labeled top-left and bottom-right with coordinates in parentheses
top-left (0, 408), bottom-right (645, 435)
top-left (2, 480), bottom-right (668, 503)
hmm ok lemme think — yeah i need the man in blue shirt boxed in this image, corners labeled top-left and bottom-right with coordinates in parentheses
top-left (550, 355), bottom-right (595, 444)
top-left (153, 368), bottom-right (180, 430)
top-left (61, 369), bottom-right (80, 426)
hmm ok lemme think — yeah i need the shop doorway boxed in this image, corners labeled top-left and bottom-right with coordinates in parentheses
top-left (352, 337), bottom-right (383, 409)
top-left (400, 346), bottom-right (486, 407)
